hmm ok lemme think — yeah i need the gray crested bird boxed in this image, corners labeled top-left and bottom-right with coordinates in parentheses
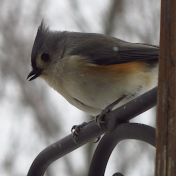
top-left (27, 21), bottom-right (158, 135)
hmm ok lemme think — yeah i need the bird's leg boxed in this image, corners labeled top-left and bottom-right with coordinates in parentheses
top-left (96, 95), bottom-right (127, 129)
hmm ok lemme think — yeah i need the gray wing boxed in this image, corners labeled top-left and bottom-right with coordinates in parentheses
top-left (69, 33), bottom-right (159, 66)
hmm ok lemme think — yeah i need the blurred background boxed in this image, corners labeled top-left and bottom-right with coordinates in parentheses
top-left (0, 0), bottom-right (160, 176)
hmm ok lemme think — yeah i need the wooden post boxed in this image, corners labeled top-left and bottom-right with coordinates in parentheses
top-left (155, 0), bottom-right (176, 176)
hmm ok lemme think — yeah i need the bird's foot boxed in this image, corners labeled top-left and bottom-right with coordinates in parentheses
top-left (96, 95), bottom-right (127, 130)
top-left (71, 122), bottom-right (87, 143)
top-left (71, 120), bottom-right (101, 143)
top-left (96, 107), bottom-right (111, 130)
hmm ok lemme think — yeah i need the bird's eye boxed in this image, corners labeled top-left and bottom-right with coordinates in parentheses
top-left (41, 53), bottom-right (50, 62)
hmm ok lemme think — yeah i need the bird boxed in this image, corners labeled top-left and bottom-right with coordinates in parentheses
top-left (27, 21), bottom-right (158, 136)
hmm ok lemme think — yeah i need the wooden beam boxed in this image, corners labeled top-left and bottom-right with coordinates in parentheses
top-left (155, 0), bottom-right (176, 176)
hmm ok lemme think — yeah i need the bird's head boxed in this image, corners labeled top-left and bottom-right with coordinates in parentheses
top-left (27, 20), bottom-right (67, 81)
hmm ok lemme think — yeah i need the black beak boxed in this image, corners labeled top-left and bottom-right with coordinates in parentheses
top-left (27, 68), bottom-right (42, 81)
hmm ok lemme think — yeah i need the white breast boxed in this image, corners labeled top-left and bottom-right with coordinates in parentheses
top-left (41, 57), bottom-right (158, 116)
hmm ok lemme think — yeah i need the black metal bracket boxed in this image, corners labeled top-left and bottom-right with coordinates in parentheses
top-left (88, 123), bottom-right (156, 176)
top-left (26, 87), bottom-right (157, 176)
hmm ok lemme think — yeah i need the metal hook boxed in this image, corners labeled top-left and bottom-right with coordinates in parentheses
top-left (88, 123), bottom-right (156, 176)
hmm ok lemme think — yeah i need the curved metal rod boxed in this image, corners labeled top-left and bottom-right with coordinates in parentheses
top-left (27, 121), bottom-right (104, 176)
top-left (88, 123), bottom-right (156, 176)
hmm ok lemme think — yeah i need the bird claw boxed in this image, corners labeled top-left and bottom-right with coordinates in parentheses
top-left (71, 121), bottom-right (102, 143)
top-left (95, 95), bottom-right (127, 130)
top-left (95, 108), bottom-right (110, 130)
top-left (71, 122), bottom-right (87, 143)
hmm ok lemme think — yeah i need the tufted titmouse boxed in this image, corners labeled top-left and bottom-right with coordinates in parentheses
top-left (27, 21), bottom-right (158, 132)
